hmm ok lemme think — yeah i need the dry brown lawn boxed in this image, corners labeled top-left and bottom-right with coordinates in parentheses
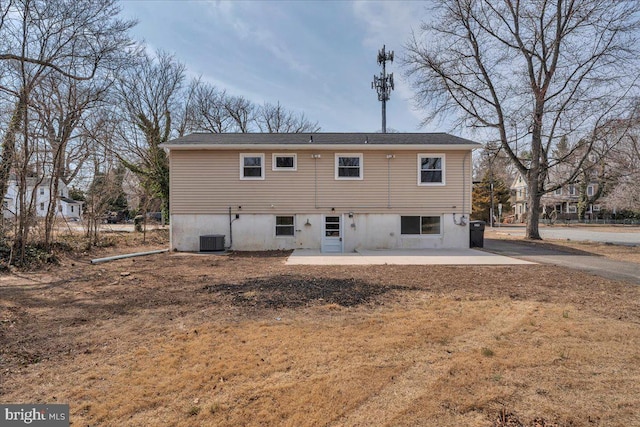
top-left (1, 230), bottom-right (640, 426)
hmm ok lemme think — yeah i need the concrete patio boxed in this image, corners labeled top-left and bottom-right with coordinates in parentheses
top-left (285, 248), bottom-right (534, 266)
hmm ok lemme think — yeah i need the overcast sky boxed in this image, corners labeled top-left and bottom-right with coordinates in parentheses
top-left (119, 0), bottom-right (437, 133)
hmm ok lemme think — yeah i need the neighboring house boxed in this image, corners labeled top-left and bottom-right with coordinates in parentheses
top-left (161, 133), bottom-right (481, 252)
top-left (3, 177), bottom-right (83, 220)
top-left (510, 174), bottom-right (528, 223)
top-left (509, 172), bottom-right (601, 223)
top-left (541, 182), bottom-right (601, 220)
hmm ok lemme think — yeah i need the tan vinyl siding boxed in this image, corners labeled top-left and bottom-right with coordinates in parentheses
top-left (170, 149), bottom-right (472, 214)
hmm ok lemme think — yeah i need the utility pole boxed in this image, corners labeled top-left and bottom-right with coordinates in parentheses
top-left (371, 45), bottom-right (394, 133)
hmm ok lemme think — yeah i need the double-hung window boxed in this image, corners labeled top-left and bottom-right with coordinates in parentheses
top-left (240, 153), bottom-right (265, 180)
top-left (275, 216), bottom-right (295, 236)
top-left (400, 216), bottom-right (442, 235)
top-left (418, 154), bottom-right (445, 185)
top-left (335, 154), bottom-right (363, 180)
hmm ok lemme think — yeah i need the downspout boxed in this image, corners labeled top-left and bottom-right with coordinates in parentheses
top-left (463, 150), bottom-right (469, 217)
top-left (313, 154), bottom-right (319, 209)
top-left (227, 206), bottom-right (239, 249)
top-left (387, 155), bottom-right (392, 208)
top-left (454, 151), bottom-right (471, 226)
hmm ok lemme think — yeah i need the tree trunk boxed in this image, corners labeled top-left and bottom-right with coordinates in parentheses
top-left (0, 94), bottom-right (27, 227)
top-left (44, 142), bottom-right (66, 246)
top-left (525, 175), bottom-right (543, 240)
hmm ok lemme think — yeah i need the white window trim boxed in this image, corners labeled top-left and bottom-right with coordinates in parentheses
top-left (275, 215), bottom-right (296, 238)
top-left (400, 215), bottom-right (443, 237)
top-left (568, 185), bottom-right (577, 196)
top-left (240, 153), bottom-right (265, 180)
top-left (554, 188), bottom-right (562, 196)
top-left (417, 154), bottom-right (446, 186)
top-left (272, 153), bottom-right (297, 171)
top-left (567, 204), bottom-right (577, 213)
top-left (587, 185), bottom-right (594, 196)
top-left (335, 153), bottom-right (364, 180)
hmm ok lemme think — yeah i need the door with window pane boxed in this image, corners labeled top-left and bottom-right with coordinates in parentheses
top-left (322, 215), bottom-right (343, 253)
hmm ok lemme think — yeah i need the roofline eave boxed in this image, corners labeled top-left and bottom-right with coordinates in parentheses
top-left (159, 143), bottom-right (482, 151)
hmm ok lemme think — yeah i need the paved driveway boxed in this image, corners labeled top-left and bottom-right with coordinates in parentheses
top-left (483, 238), bottom-right (640, 285)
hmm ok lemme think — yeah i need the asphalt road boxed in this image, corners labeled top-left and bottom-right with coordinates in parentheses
top-left (490, 225), bottom-right (640, 245)
top-left (483, 238), bottom-right (640, 285)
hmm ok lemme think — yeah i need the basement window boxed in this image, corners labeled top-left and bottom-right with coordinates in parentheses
top-left (275, 216), bottom-right (295, 236)
top-left (400, 216), bottom-right (441, 235)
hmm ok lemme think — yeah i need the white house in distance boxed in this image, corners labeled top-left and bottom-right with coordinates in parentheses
top-left (3, 177), bottom-right (83, 220)
top-left (161, 133), bottom-right (481, 252)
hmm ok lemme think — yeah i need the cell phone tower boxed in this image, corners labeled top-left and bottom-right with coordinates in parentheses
top-left (371, 45), bottom-right (394, 133)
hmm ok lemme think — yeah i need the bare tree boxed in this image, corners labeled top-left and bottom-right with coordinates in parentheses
top-left (224, 95), bottom-right (254, 133)
top-left (598, 116), bottom-right (640, 213)
top-left (404, 0), bottom-right (640, 239)
top-left (30, 73), bottom-right (114, 245)
top-left (183, 80), bottom-right (234, 134)
top-left (115, 51), bottom-right (185, 223)
top-left (255, 101), bottom-right (320, 133)
top-left (0, 0), bottom-right (134, 255)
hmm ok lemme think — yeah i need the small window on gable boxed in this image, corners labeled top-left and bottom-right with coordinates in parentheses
top-left (275, 216), bottom-right (294, 236)
top-left (554, 188), bottom-right (562, 196)
top-left (272, 154), bottom-right (297, 171)
top-left (587, 185), bottom-right (594, 196)
top-left (418, 154), bottom-right (445, 185)
top-left (335, 154), bottom-right (363, 180)
top-left (39, 187), bottom-right (44, 195)
top-left (240, 153), bottom-right (265, 180)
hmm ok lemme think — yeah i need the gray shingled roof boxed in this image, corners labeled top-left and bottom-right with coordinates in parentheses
top-left (162, 132), bottom-right (480, 147)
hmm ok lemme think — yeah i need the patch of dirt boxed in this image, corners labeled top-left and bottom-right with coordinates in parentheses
top-left (493, 409), bottom-right (569, 426)
top-left (205, 274), bottom-right (402, 309)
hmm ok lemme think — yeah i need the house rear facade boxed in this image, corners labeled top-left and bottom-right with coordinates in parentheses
top-left (162, 133), bottom-right (480, 252)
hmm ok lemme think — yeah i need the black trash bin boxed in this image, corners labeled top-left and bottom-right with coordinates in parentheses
top-left (469, 220), bottom-right (486, 248)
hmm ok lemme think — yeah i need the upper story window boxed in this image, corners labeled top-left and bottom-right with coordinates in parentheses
top-left (554, 188), bottom-right (562, 196)
top-left (272, 154), bottom-right (297, 171)
top-left (240, 153), bottom-right (265, 180)
top-left (587, 185), bottom-right (594, 196)
top-left (335, 154), bottom-right (363, 180)
top-left (39, 187), bottom-right (44, 195)
top-left (418, 154), bottom-right (445, 185)
top-left (568, 185), bottom-right (577, 196)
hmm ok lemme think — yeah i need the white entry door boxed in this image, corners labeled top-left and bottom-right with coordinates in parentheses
top-left (322, 215), bottom-right (343, 253)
